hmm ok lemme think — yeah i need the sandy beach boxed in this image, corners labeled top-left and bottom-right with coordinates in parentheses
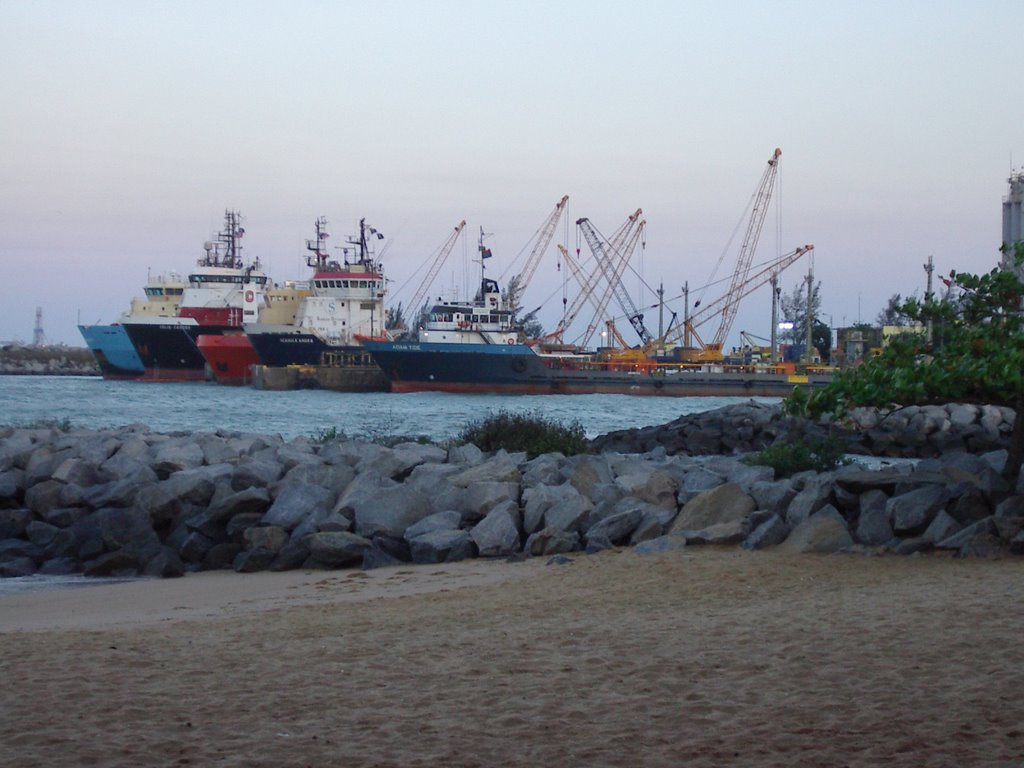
top-left (2, 548), bottom-right (1023, 767)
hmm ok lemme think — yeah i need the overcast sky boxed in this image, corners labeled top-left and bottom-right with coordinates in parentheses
top-left (2, 0), bottom-right (1021, 347)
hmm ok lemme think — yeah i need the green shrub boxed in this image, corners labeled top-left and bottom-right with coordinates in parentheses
top-left (743, 435), bottom-right (849, 478)
top-left (311, 425), bottom-right (344, 443)
top-left (456, 410), bottom-right (587, 459)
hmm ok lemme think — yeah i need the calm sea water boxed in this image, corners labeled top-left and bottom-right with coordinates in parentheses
top-left (0, 375), bottom-right (779, 442)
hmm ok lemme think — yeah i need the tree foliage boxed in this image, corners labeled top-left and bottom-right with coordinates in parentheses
top-left (779, 278), bottom-right (830, 361)
top-left (787, 245), bottom-right (1024, 479)
top-left (502, 274), bottom-right (545, 338)
top-left (875, 293), bottom-right (915, 326)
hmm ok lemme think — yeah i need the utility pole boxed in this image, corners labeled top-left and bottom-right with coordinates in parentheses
top-left (923, 254), bottom-right (934, 343)
top-left (657, 282), bottom-right (665, 346)
top-left (682, 281), bottom-right (690, 350)
top-left (770, 274), bottom-right (780, 363)
top-left (805, 266), bottom-right (814, 364)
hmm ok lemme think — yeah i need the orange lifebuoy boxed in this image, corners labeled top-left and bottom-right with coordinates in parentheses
top-left (244, 289), bottom-right (255, 302)
top-left (507, 338), bottom-right (514, 345)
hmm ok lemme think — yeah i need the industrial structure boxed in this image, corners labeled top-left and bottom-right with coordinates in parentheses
top-left (1003, 170), bottom-right (1024, 278)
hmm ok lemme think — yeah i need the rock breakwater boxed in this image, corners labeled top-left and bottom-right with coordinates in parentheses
top-left (590, 399), bottom-right (1015, 458)
top-left (1, 402), bottom-right (1022, 580)
top-left (0, 345), bottom-right (99, 376)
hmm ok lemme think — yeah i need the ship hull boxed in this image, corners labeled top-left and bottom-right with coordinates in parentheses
top-left (363, 341), bottom-right (832, 397)
top-left (196, 333), bottom-right (259, 385)
top-left (78, 324), bottom-right (144, 379)
top-left (122, 322), bottom-right (232, 382)
top-left (247, 327), bottom-right (363, 367)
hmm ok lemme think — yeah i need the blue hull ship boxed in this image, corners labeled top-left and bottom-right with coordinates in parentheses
top-left (78, 324), bottom-right (144, 379)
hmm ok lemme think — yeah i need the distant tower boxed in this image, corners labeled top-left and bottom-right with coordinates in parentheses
top-left (1002, 170), bottom-right (1024, 278)
top-left (32, 306), bottom-right (46, 347)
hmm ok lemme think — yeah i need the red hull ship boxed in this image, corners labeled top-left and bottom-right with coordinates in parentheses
top-left (196, 333), bottom-right (260, 385)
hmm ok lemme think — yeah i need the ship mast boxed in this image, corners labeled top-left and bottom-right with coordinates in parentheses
top-left (305, 216), bottom-right (330, 270)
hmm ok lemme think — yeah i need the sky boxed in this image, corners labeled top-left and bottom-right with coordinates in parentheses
top-left (2, 0), bottom-right (1022, 348)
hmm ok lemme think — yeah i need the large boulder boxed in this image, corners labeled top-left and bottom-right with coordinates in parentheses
top-left (584, 508), bottom-right (643, 550)
top-left (669, 483), bottom-right (756, 534)
top-left (470, 501), bottom-right (522, 557)
top-left (522, 483), bottom-right (591, 535)
top-left (742, 514), bottom-right (790, 550)
top-left (262, 483), bottom-right (334, 531)
top-left (352, 485), bottom-right (433, 539)
top-left (207, 486), bottom-right (273, 523)
top-left (854, 489), bottom-right (894, 546)
top-left (888, 485), bottom-right (950, 536)
top-left (305, 531), bottom-right (373, 568)
top-left (614, 469), bottom-right (678, 510)
top-left (524, 526), bottom-right (580, 557)
top-left (151, 440), bottom-right (205, 477)
top-left (778, 506), bottom-right (854, 554)
top-left (404, 510), bottom-right (462, 541)
top-left (409, 529), bottom-right (476, 564)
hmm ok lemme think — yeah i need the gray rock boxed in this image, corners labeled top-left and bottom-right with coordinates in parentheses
top-left (935, 518), bottom-right (996, 550)
top-left (996, 496), bottom-right (1024, 518)
top-left (742, 514), bottom-right (790, 550)
top-left (778, 506), bottom-right (854, 554)
top-left (231, 458), bottom-right (284, 490)
top-left (305, 531), bottom-right (373, 568)
top-left (179, 532), bottom-right (217, 561)
top-left (352, 485), bottom-right (432, 539)
top-left (207, 486), bottom-right (272, 523)
top-left (0, 469), bottom-right (25, 502)
top-left (23, 479), bottom-right (67, 517)
top-left (242, 525), bottom-right (289, 553)
top-left (202, 542), bottom-right (243, 570)
top-left (280, 462), bottom-right (355, 497)
top-left (615, 469), bottom-right (678, 510)
top-left (270, 539), bottom-right (312, 571)
top-left (449, 456), bottom-right (522, 487)
top-left (522, 453), bottom-right (567, 488)
top-left (24, 519), bottom-right (59, 547)
top-left (748, 479), bottom-right (797, 517)
top-left (0, 508), bottom-right (32, 538)
top-left (334, 470), bottom-right (399, 516)
top-left (523, 526), bottom-right (580, 557)
top-left (362, 544), bottom-right (408, 570)
top-left (470, 502), bottom-right (522, 557)
top-left (785, 479), bottom-right (834, 527)
top-left (151, 440), bottom-right (205, 477)
top-left (0, 556), bottom-right (37, 577)
top-left (71, 507), bottom-right (161, 560)
top-left (226, 512), bottom-right (264, 543)
top-left (522, 483), bottom-right (591, 534)
top-left (233, 547), bottom-right (277, 573)
top-left (922, 510), bottom-right (963, 544)
top-left (633, 534), bottom-right (687, 556)
top-left (51, 457), bottom-right (110, 488)
top-left (669, 483), bottom-right (756, 533)
top-left (855, 489), bottom-right (894, 546)
top-left (629, 504), bottom-right (679, 545)
top-left (40, 505), bottom-right (88, 528)
top-left (262, 483), bottom-right (334, 531)
top-left (143, 546), bottom-right (185, 577)
top-left (409, 529), bottom-right (476, 564)
top-left (584, 509), bottom-right (643, 550)
top-left (77, 478), bottom-right (140, 509)
top-left (676, 466), bottom-right (726, 505)
top-left (887, 485), bottom-right (949, 535)
top-left (405, 510), bottom-right (462, 540)
top-left (446, 443), bottom-right (485, 466)
top-left (457, 481), bottom-right (520, 525)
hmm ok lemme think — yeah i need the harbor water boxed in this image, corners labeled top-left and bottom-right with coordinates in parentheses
top-left (0, 375), bottom-right (780, 442)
